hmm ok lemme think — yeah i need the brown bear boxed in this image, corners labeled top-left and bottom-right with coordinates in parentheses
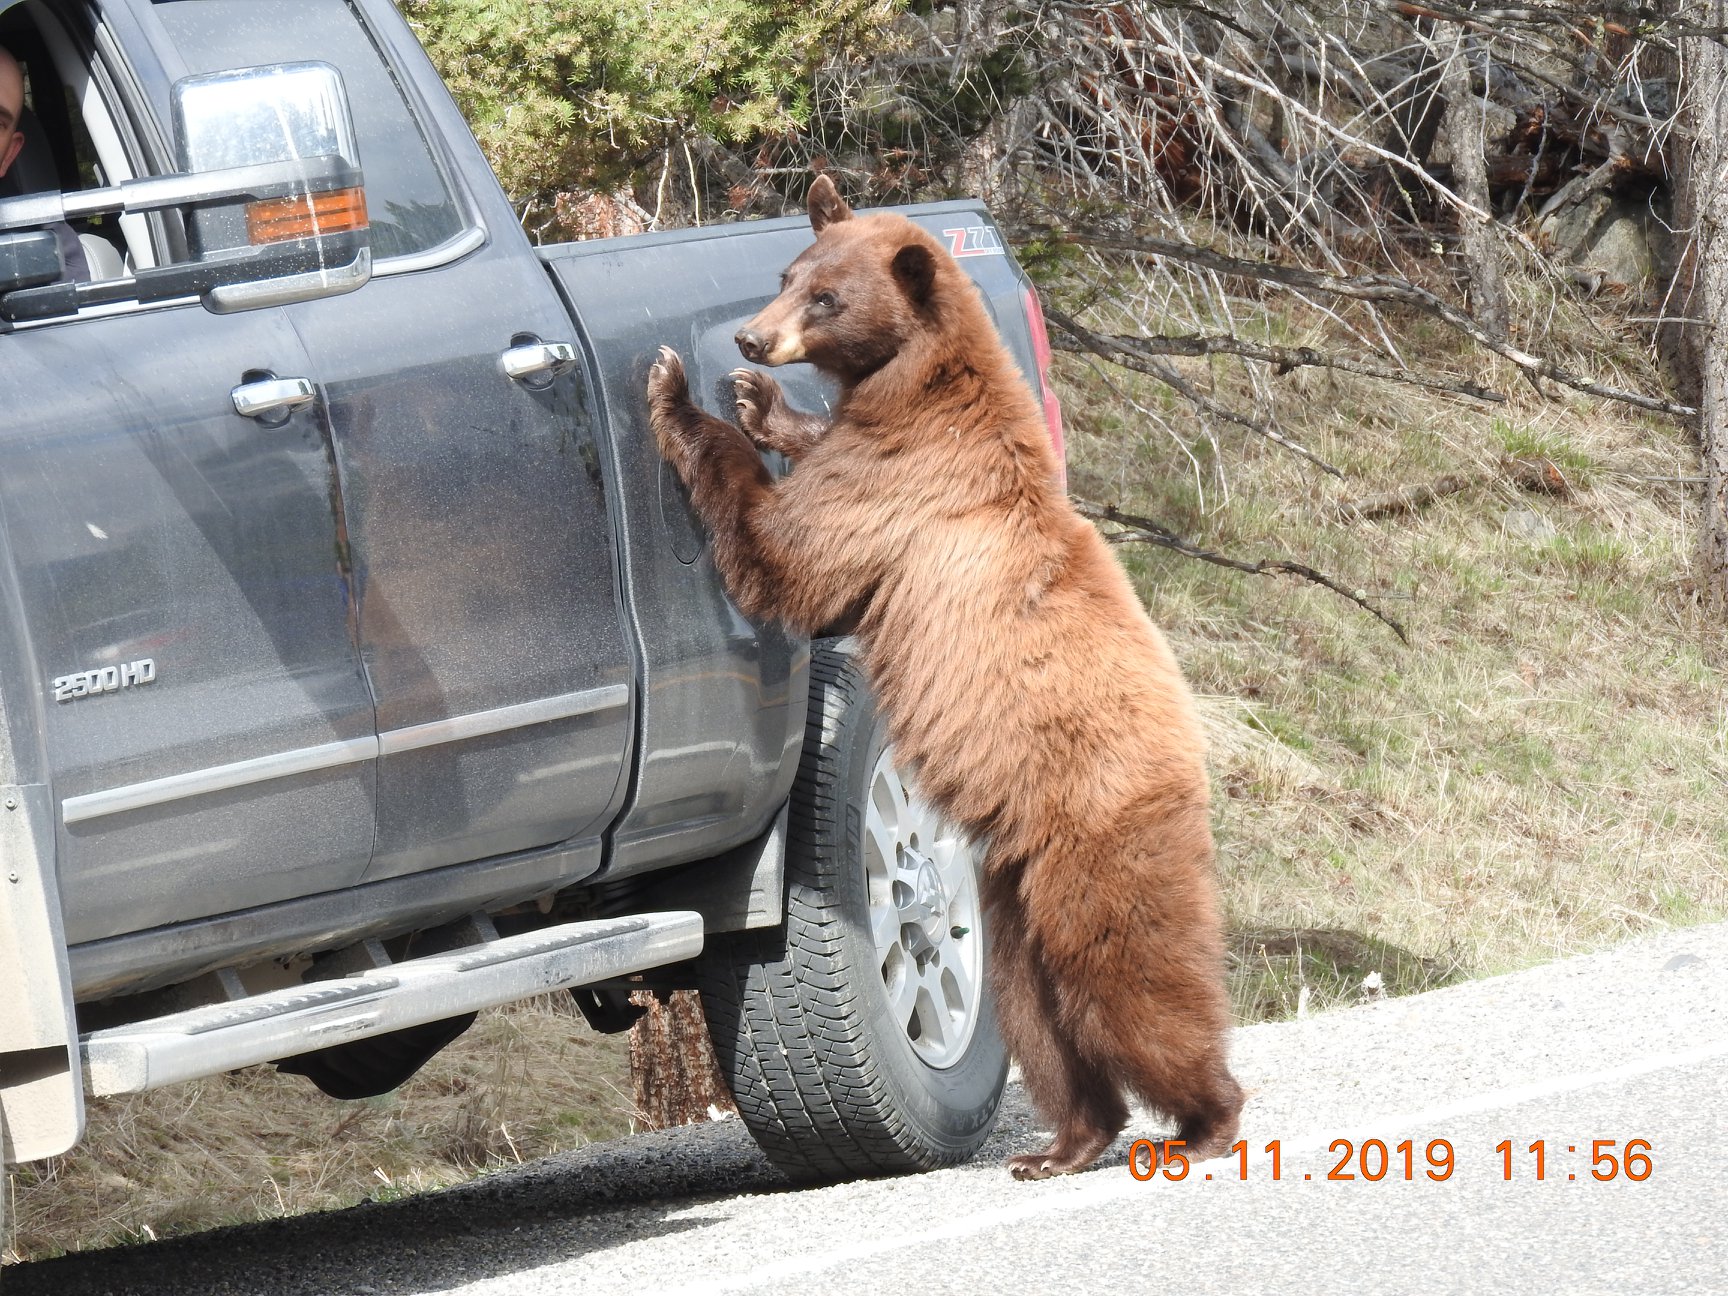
top-left (645, 175), bottom-right (1243, 1179)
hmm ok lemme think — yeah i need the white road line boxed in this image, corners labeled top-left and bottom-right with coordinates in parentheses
top-left (1287, 1035), bottom-right (1728, 1149)
top-left (671, 1035), bottom-right (1728, 1295)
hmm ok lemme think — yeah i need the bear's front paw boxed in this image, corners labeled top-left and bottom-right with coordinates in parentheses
top-left (647, 346), bottom-right (697, 473)
top-left (730, 368), bottom-right (782, 449)
top-left (647, 346), bottom-right (691, 412)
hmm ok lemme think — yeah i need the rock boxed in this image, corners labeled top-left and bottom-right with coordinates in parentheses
top-left (1502, 507), bottom-right (1557, 540)
top-left (1581, 206), bottom-right (1655, 290)
top-left (1538, 189), bottom-right (1614, 259)
top-left (1538, 192), bottom-right (1658, 292)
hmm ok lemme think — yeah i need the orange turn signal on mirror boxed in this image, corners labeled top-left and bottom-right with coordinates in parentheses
top-left (245, 185), bottom-right (369, 245)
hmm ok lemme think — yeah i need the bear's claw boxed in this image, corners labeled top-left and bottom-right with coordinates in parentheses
top-left (1007, 1154), bottom-right (1060, 1181)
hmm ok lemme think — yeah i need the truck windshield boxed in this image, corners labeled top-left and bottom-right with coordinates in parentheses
top-left (149, 0), bottom-right (465, 260)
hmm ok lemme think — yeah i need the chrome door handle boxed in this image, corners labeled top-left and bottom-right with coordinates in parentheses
top-left (232, 376), bottom-right (315, 420)
top-left (500, 341), bottom-right (577, 382)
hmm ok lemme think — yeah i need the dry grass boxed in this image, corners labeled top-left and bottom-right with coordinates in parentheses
top-left (6, 996), bottom-right (632, 1262)
top-left (1060, 281), bottom-right (1728, 1020)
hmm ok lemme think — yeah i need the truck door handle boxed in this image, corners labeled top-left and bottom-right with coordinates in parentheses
top-left (231, 376), bottom-right (316, 420)
top-left (500, 341), bottom-right (577, 382)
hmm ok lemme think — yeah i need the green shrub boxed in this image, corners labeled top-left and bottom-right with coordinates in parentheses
top-left (400, 0), bottom-right (903, 211)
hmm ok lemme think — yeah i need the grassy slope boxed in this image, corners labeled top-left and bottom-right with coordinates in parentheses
top-left (1059, 286), bottom-right (1728, 1019)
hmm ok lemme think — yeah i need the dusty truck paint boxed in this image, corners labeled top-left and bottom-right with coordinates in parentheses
top-left (539, 202), bottom-right (1044, 878)
top-left (0, 0), bottom-right (1058, 1214)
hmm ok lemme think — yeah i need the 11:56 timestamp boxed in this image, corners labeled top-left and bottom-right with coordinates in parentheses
top-left (1495, 1138), bottom-right (1653, 1181)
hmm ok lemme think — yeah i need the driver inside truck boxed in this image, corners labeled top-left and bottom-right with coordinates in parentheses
top-left (0, 40), bottom-right (89, 284)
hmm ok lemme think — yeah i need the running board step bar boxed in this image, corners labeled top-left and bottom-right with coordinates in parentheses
top-left (81, 912), bottom-right (703, 1095)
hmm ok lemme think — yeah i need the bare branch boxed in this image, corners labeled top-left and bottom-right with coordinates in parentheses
top-left (1050, 306), bottom-right (1346, 477)
top-left (1329, 454), bottom-right (1572, 521)
top-left (1043, 304), bottom-right (1507, 404)
top-left (1072, 498), bottom-right (1411, 643)
top-left (1329, 472), bottom-right (1481, 522)
top-left (1030, 226), bottom-right (1697, 419)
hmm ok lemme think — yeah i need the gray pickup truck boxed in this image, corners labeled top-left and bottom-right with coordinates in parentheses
top-left (0, 0), bottom-right (1069, 1242)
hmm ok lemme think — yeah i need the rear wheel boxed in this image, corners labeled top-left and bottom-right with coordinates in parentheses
top-left (699, 642), bottom-right (1006, 1182)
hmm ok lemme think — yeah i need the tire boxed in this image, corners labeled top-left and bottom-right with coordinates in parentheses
top-left (699, 641), bottom-right (1007, 1182)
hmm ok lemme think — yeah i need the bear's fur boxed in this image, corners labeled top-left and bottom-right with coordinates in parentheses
top-left (646, 176), bottom-right (1243, 1178)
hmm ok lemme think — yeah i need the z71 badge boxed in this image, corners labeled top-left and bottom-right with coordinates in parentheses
top-left (941, 225), bottom-right (1005, 258)
top-left (52, 658), bottom-right (156, 703)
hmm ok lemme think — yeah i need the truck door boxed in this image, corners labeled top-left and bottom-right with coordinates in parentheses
top-left (0, 3), bottom-right (376, 945)
top-left (145, 0), bottom-right (637, 884)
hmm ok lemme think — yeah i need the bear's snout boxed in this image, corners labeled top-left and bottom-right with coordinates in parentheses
top-left (735, 327), bottom-right (768, 363)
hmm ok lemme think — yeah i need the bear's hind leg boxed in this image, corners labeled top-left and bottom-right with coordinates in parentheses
top-left (1170, 1054), bottom-right (1245, 1160)
top-left (1050, 950), bottom-right (1243, 1166)
top-left (1004, 1061), bottom-right (1126, 1181)
top-left (1080, 952), bottom-right (1243, 1163)
top-left (1082, 932), bottom-right (1244, 1162)
top-left (988, 886), bottom-right (1128, 1180)
top-left (1026, 817), bottom-right (1246, 1167)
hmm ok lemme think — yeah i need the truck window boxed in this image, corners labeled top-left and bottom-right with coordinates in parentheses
top-left (148, 0), bottom-right (465, 260)
top-left (1, 2), bottom-right (142, 280)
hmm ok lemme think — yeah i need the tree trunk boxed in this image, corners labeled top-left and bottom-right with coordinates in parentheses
top-left (627, 990), bottom-right (738, 1131)
top-left (1386, 20), bottom-right (1448, 165)
top-left (1442, 46), bottom-right (1508, 340)
top-left (1684, 31), bottom-right (1728, 605)
top-left (1373, 18), bottom-right (1448, 224)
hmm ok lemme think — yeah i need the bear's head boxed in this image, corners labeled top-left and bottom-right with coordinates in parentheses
top-left (734, 175), bottom-right (947, 384)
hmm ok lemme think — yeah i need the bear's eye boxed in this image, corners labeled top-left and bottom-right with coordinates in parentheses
top-left (812, 290), bottom-right (838, 309)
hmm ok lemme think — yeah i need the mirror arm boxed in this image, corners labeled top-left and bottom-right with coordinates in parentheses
top-left (0, 193), bottom-right (63, 229)
top-left (1, 232), bottom-right (366, 324)
top-left (207, 247), bottom-right (370, 314)
top-left (0, 156), bottom-right (359, 233)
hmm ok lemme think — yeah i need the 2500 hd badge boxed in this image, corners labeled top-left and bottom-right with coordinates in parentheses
top-left (52, 658), bottom-right (157, 702)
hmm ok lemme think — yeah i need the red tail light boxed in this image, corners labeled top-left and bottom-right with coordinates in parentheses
top-left (1021, 284), bottom-right (1067, 488)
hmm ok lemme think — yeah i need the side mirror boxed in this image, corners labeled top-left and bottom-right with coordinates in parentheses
top-left (173, 61), bottom-right (371, 311)
top-left (0, 61), bottom-right (369, 323)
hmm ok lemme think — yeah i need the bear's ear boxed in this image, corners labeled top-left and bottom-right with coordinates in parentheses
top-left (891, 242), bottom-right (936, 309)
top-left (807, 175), bottom-right (853, 234)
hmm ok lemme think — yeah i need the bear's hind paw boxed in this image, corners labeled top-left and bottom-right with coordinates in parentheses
top-left (1007, 1153), bottom-right (1062, 1181)
top-left (1006, 1139), bottom-right (1111, 1180)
